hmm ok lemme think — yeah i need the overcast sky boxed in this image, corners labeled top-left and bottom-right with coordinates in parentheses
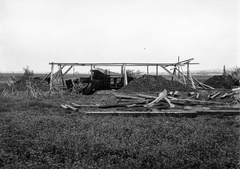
top-left (0, 0), bottom-right (239, 73)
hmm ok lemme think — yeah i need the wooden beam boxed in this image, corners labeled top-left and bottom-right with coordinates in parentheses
top-left (59, 65), bottom-right (65, 87)
top-left (90, 64), bottom-right (93, 80)
top-left (178, 56), bottom-right (180, 79)
top-left (187, 62), bottom-right (190, 78)
top-left (189, 73), bottom-right (196, 89)
top-left (63, 66), bottom-right (73, 76)
top-left (50, 63), bottom-right (54, 90)
top-left (123, 64), bottom-right (128, 86)
top-left (180, 65), bottom-right (186, 85)
top-left (160, 65), bottom-right (183, 84)
top-left (52, 65), bottom-right (66, 81)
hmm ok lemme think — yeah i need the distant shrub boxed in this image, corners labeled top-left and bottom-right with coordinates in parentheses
top-left (23, 65), bottom-right (34, 78)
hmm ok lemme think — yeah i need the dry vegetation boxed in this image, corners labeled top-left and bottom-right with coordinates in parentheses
top-left (0, 71), bottom-right (240, 168)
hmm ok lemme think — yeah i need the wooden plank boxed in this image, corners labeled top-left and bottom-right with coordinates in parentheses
top-left (114, 94), bottom-right (144, 100)
top-left (60, 104), bottom-right (70, 110)
top-left (144, 89), bottom-right (167, 107)
top-left (65, 104), bottom-right (78, 111)
top-left (41, 72), bottom-right (51, 83)
top-left (71, 103), bottom-right (100, 108)
top-left (168, 98), bottom-right (227, 105)
top-left (199, 82), bottom-right (215, 90)
top-left (85, 110), bottom-right (197, 117)
top-left (197, 109), bottom-right (240, 115)
top-left (189, 73), bottom-right (196, 89)
top-left (137, 94), bottom-right (157, 99)
top-left (63, 66), bottom-right (73, 76)
top-left (210, 92), bottom-right (221, 99)
top-left (160, 65), bottom-right (183, 84)
top-left (50, 62), bottom-right (54, 90)
top-left (99, 100), bottom-right (147, 108)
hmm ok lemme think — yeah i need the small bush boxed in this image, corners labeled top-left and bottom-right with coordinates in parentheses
top-left (23, 66), bottom-right (34, 78)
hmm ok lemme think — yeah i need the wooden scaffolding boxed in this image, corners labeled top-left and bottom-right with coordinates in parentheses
top-left (45, 58), bottom-right (213, 90)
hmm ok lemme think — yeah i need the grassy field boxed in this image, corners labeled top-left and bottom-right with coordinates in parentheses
top-left (0, 93), bottom-right (239, 168)
top-left (0, 73), bottom-right (239, 168)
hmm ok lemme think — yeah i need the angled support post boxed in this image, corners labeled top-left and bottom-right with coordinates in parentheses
top-left (50, 62), bottom-right (54, 90)
top-left (123, 64), bottom-right (128, 86)
top-left (90, 64), bottom-right (93, 80)
top-left (160, 65), bottom-right (183, 84)
top-left (63, 66), bottom-right (73, 76)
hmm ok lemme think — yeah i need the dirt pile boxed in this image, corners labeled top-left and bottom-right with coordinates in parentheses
top-left (204, 75), bottom-right (239, 89)
top-left (118, 75), bottom-right (195, 93)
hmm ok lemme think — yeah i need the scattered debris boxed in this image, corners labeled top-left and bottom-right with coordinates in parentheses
top-left (60, 88), bottom-right (240, 116)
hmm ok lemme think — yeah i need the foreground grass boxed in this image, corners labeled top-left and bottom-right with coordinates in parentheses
top-left (0, 96), bottom-right (239, 169)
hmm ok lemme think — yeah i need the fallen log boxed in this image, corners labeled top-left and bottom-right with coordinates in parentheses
top-left (220, 93), bottom-right (228, 99)
top-left (114, 94), bottom-right (143, 100)
top-left (173, 91), bottom-right (179, 97)
top-left (195, 93), bottom-right (200, 99)
top-left (85, 110), bottom-right (197, 117)
top-left (210, 92), bottom-right (221, 99)
top-left (99, 100), bottom-right (147, 108)
top-left (137, 93), bottom-right (175, 108)
top-left (168, 98), bottom-right (227, 105)
top-left (197, 109), bottom-right (240, 115)
top-left (200, 83), bottom-right (215, 90)
top-left (144, 89), bottom-right (167, 107)
top-left (117, 98), bottom-right (148, 103)
top-left (65, 104), bottom-right (78, 111)
top-left (164, 97), bottom-right (175, 108)
top-left (137, 94), bottom-right (157, 99)
top-left (60, 104), bottom-right (70, 110)
top-left (71, 103), bottom-right (100, 108)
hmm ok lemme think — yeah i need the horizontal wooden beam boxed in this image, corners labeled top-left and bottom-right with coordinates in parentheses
top-left (49, 61), bottom-right (198, 67)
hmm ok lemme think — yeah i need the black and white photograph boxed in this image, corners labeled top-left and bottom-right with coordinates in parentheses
top-left (0, 0), bottom-right (239, 168)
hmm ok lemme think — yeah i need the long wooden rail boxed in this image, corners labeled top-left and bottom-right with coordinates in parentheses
top-left (48, 58), bottom-right (199, 90)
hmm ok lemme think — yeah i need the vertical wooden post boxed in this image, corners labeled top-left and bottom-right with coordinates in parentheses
top-left (123, 64), bottom-right (128, 86)
top-left (187, 62), bottom-right (190, 78)
top-left (90, 64), bottom-right (93, 80)
top-left (189, 73), bottom-right (196, 89)
top-left (223, 65), bottom-right (226, 76)
top-left (171, 66), bottom-right (176, 81)
top-left (59, 65), bottom-right (65, 87)
top-left (73, 66), bottom-right (75, 77)
top-left (50, 63), bottom-right (54, 90)
top-left (156, 64), bottom-right (158, 76)
top-left (181, 65), bottom-right (186, 85)
top-left (178, 56), bottom-right (180, 79)
top-left (147, 65), bottom-right (149, 75)
top-left (57, 64), bottom-right (61, 83)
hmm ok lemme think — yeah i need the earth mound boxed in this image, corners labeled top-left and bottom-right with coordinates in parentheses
top-left (118, 75), bottom-right (195, 93)
top-left (204, 75), bottom-right (239, 89)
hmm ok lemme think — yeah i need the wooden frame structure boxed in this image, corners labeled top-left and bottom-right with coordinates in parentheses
top-left (46, 58), bottom-right (209, 90)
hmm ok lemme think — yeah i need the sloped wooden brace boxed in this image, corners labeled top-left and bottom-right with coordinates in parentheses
top-left (63, 66), bottom-right (73, 76)
top-left (52, 65), bottom-right (66, 81)
top-left (50, 63), bottom-right (54, 90)
top-left (160, 65), bottom-right (183, 84)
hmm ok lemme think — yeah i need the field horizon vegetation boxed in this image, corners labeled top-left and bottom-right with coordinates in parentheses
top-left (0, 66), bottom-right (239, 168)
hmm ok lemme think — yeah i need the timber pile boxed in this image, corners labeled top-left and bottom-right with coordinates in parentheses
top-left (204, 75), bottom-right (239, 89)
top-left (60, 89), bottom-right (240, 116)
top-left (119, 75), bottom-right (195, 93)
